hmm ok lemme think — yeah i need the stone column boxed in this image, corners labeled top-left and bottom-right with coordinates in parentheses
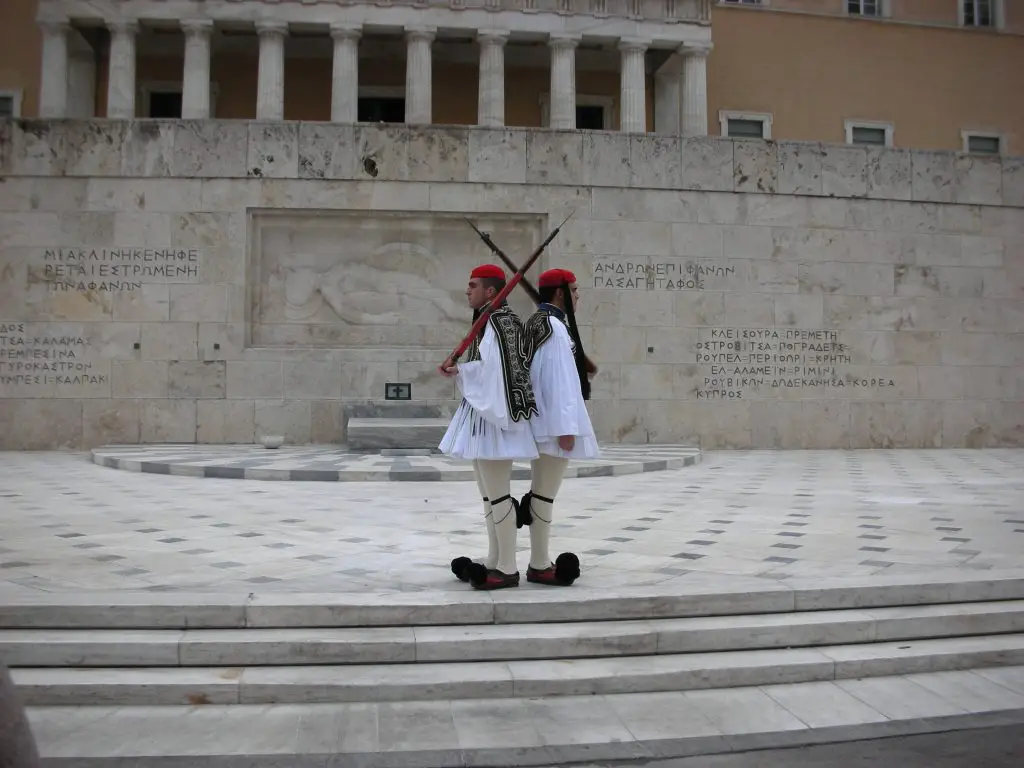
top-left (38, 20), bottom-right (70, 118)
top-left (181, 20), bottom-right (213, 119)
top-left (256, 20), bottom-right (288, 120)
top-left (618, 37), bottom-right (649, 133)
top-left (405, 26), bottom-right (436, 124)
top-left (330, 24), bottom-right (361, 123)
top-left (549, 34), bottom-right (579, 130)
top-left (680, 42), bottom-right (712, 137)
top-left (477, 30), bottom-right (508, 127)
top-left (106, 19), bottom-right (139, 119)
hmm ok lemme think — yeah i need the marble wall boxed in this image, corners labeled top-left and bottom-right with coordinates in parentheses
top-left (0, 119), bottom-right (1021, 450)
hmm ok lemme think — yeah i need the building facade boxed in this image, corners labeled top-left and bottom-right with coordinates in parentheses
top-left (0, 0), bottom-right (1021, 452)
top-left (0, 0), bottom-right (1022, 152)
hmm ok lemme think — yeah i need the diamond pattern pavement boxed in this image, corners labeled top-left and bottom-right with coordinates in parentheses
top-left (0, 449), bottom-right (1022, 594)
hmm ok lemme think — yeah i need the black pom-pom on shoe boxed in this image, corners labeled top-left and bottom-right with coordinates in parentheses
top-left (554, 552), bottom-right (580, 586)
top-left (467, 562), bottom-right (489, 587)
top-left (517, 492), bottom-right (533, 528)
top-left (451, 556), bottom-right (473, 582)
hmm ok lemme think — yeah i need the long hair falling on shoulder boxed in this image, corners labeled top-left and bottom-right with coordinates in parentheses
top-left (561, 284), bottom-right (591, 401)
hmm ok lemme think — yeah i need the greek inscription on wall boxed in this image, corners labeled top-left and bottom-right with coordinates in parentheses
top-left (695, 328), bottom-right (895, 400)
top-left (592, 259), bottom-right (737, 291)
top-left (0, 323), bottom-right (106, 393)
top-left (38, 248), bottom-right (201, 292)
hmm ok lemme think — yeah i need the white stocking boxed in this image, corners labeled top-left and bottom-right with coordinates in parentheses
top-left (472, 461), bottom-right (498, 569)
top-left (476, 459), bottom-right (518, 576)
top-left (528, 455), bottom-right (569, 570)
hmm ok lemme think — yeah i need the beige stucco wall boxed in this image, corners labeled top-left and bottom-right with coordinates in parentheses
top-left (710, 5), bottom-right (1024, 153)
top-left (0, 0), bottom-right (42, 118)
top-left (721, 0), bottom-right (1023, 33)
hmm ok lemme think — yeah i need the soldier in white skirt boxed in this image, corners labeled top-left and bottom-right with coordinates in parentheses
top-left (439, 264), bottom-right (539, 590)
top-left (519, 268), bottom-right (600, 587)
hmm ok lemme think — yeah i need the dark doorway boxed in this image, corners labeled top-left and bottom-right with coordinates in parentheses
top-left (358, 97), bottom-right (406, 123)
top-left (576, 104), bottom-right (605, 130)
top-left (148, 91), bottom-right (182, 118)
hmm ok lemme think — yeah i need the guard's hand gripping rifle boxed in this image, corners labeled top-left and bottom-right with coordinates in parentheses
top-left (440, 211), bottom-right (576, 372)
top-left (462, 217), bottom-right (598, 376)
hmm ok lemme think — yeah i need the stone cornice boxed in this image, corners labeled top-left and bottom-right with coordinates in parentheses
top-left (41, 0), bottom-right (713, 47)
top-left (62, 0), bottom-right (711, 23)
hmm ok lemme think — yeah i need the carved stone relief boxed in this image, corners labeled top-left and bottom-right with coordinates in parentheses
top-left (249, 211), bottom-right (545, 348)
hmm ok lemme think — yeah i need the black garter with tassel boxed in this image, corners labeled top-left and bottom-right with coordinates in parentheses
top-left (517, 491), bottom-right (554, 528)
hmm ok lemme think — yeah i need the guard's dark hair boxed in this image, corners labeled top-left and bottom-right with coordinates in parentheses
top-left (562, 284), bottom-right (591, 401)
top-left (479, 277), bottom-right (506, 295)
top-left (539, 281), bottom-right (590, 400)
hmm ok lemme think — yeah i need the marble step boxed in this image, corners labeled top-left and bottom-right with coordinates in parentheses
top-left (26, 666), bottom-right (1024, 767)
top-left (3, 601), bottom-right (1023, 668)
top-left (12, 634), bottom-right (1024, 706)
top-left (346, 417), bottom-right (450, 451)
top-left (4, 568), bottom-right (1024, 629)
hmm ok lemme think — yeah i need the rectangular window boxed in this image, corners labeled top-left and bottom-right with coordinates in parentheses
top-left (963, 0), bottom-right (994, 26)
top-left (727, 118), bottom-right (767, 138)
top-left (358, 97), bottom-right (405, 124)
top-left (963, 132), bottom-right (1003, 155)
top-left (851, 126), bottom-right (886, 145)
top-left (845, 120), bottom-right (893, 147)
top-left (719, 110), bottom-right (773, 139)
top-left (0, 91), bottom-right (22, 118)
top-left (848, 0), bottom-right (881, 16)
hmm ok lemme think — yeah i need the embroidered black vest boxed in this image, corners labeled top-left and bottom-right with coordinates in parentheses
top-left (524, 306), bottom-right (559, 365)
top-left (466, 305), bottom-right (537, 423)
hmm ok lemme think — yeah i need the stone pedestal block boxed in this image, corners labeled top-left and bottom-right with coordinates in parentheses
top-left (346, 418), bottom-right (449, 452)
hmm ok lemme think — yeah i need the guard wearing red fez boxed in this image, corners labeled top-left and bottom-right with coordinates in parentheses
top-left (440, 264), bottom-right (538, 591)
top-left (518, 268), bottom-right (599, 587)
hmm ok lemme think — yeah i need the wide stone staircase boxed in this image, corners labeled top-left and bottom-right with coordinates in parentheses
top-left (4, 570), bottom-right (1024, 766)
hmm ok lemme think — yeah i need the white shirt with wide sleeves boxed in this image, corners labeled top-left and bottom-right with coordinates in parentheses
top-left (438, 324), bottom-right (539, 461)
top-left (528, 318), bottom-right (600, 460)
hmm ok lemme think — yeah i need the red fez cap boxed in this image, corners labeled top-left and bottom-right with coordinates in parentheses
top-left (471, 264), bottom-right (506, 280)
top-left (538, 268), bottom-right (577, 288)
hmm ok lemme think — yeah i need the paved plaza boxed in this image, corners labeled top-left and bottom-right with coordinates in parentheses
top-left (1, 448), bottom-right (1022, 595)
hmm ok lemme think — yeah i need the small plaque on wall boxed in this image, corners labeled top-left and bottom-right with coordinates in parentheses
top-left (385, 383), bottom-right (412, 401)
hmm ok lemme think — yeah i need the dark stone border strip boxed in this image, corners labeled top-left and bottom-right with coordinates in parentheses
top-left (88, 448), bottom-right (701, 482)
